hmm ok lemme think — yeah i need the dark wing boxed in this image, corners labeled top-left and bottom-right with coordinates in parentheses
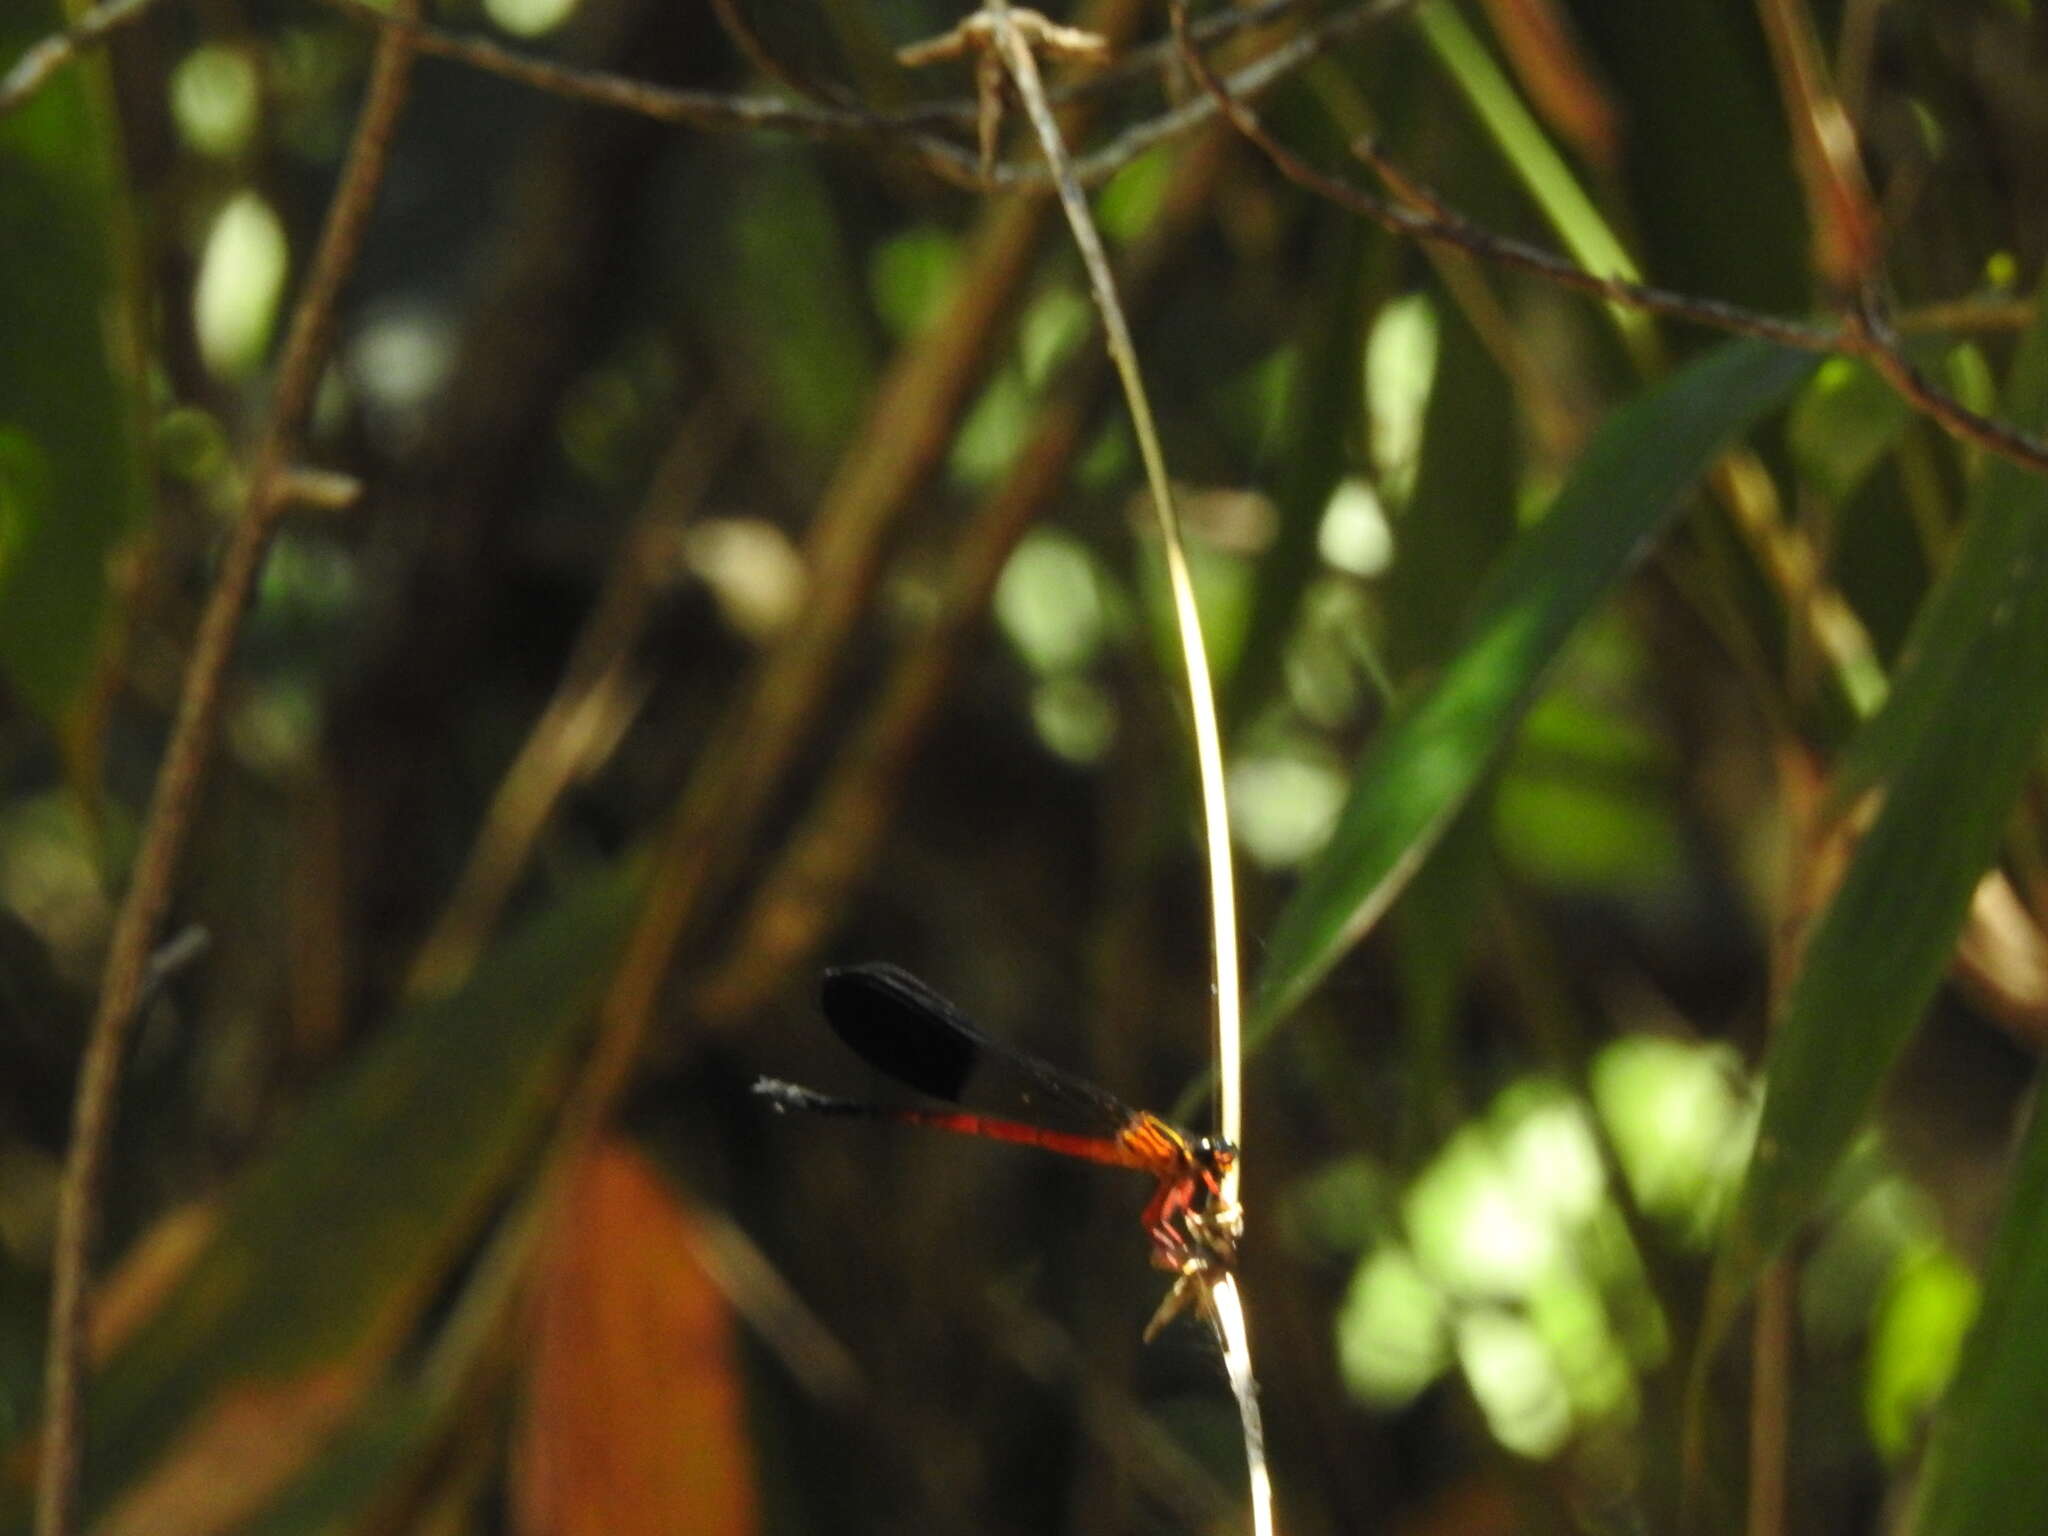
top-left (818, 963), bottom-right (1135, 1128)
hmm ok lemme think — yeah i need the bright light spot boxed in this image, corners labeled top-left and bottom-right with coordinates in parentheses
top-left (870, 226), bottom-right (960, 339)
top-left (485, 0), bottom-right (581, 38)
top-left (1098, 147), bottom-right (1171, 243)
top-left (195, 191), bottom-right (289, 380)
top-left (1498, 1088), bottom-right (1606, 1228)
top-left (1317, 478), bottom-right (1393, 577)
top-left (1407, 1129), bottom-right (1560, 1297)
top-left (1866, 1242), bottom-right (1977, 1457)
top-left (350, 305), bottom-right (455, 442)
top-left (1019, 288), bottom-right (1091, 389)
top-left (995, 532), bottom-right (1107, 673)
top-left (1456, 1309), bottom-right (1572, 1458)
top-left (683, 518), bottom-right (807, 641)
top-left (1031, 676), bottom-right (1117, 763)
top-left (171, 46), bottom-right (260, 158)
top-left (1592, 1036), bottom-right (1756, 1243)
top-left (1365, 293), bottom-right (1439, 496)
top-left (952, 371), bottom-right (1033, 486)
top-left (1228, 748), bottom-right (1345, 869)
top-left (230, 680), bottom-right (320, 776)
top-left (1526, 1272), bottom-right (1635, 1421)
top-left (1336, 1247), bottom-right (1450, 1407)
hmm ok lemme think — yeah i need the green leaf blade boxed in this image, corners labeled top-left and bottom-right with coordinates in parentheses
top-left (1912, 1100), bottom-right (2048, 1536)
top-left (1252, 338), bottom-right (1816, 1035)
top-left (1710, 269), bottom-right (2048, 1334)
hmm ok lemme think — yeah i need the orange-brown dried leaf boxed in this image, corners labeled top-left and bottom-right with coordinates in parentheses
top-left (513, 1142), bottom-right (755, 1536)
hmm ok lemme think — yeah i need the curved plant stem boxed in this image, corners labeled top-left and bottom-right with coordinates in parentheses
top-left (979, 5), bottom-right (1262, 1531)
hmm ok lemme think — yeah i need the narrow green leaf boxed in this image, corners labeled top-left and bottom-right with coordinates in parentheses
top-left (0, 864), bottom-right (641, 1529)
top-left (1912, 1099), bottom-right (2048, 1535)
top-left (1707, 268), bottom-right (2048, 1334)
top-left (0, 8), bottom-right (148, 723)
top-left (1252, 338), bottom-right (1815, 1035)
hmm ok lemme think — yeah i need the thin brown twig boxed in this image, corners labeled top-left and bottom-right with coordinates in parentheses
top-left (310, 0), bottom-right (993, 177)
top-left (0, 0), bottom-right (169, 119)
top-left (1747, 1259), bottom-right (1792, 1536)
top-left (1169, 3), bottom-right (2048, 479)
top-left (0, 0), bottom-right (1314, 126)
top-left (1893, 295), bottom-right (2035, 334)
top-left (33, 8), bottom-right (426, 1533)
top-left (17, 0), bottom-right (2043, 480)
top-left (1844, 294), bottom-right (2048, 472)
top-left (304, 0), bottom-right (1405, 192)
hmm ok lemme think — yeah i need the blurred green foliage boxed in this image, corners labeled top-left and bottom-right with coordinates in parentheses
top-left (3, 0), bottom-right (2048, 1532)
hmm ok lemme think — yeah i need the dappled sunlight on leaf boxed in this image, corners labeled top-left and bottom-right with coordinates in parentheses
top-left (170, 46), bottom-right (260, 159)
top-left (1337, 1247), bottom-right (1448, 1408)
top-left (1228, 745), bottom-right (1346, 870)
top-left (1454, 1309), bottom-right (1573, 1459)
top-left (1591, 1036), bottom-right (1754, 1244)
top-left (1365, 294), bottom-right (1439, 500)
top-left (1866, 1243), bottom-right (1975, 1460)
top-left (1316, 478), bottom-right (1394, 579)
top-left (195, 191), bottom-right (289, 380)
top-left (485, 0), bottom-right (584, 41)
top-left (1028, 675), bottom-right (1117, 764)
top-left (1407, 1124), bottom-right (1565, 1298)
top-left (996, 530), bottom-right (1111, 674)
